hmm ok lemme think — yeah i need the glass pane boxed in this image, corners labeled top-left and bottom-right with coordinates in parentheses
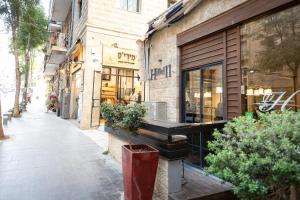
top-left (241, 5), bottom-right (300, 113)
top-left (128, 0), bottom-right (139, 12)
top-left (133, 77), bottom-right (142, 102)
top-left (184, 70), bottom-right (201, 123)
top-left (201, 64), bottom-right (223, 122)
top-left (101, 72), bottom-right (117, 104)
top-left (116, 0), bottom-right (127, 10)
top-left (118, 75), bottom-right (133, 105)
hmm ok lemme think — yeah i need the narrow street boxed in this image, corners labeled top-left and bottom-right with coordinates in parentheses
top-left (0, 103), bottom-right (123, 200)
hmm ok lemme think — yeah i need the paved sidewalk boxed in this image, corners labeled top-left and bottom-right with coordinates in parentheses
top-left (0, 104), bottom-right (123, 200)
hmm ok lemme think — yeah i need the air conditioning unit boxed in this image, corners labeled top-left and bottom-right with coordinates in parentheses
top-left (144, 102), bottom-right (167, 121)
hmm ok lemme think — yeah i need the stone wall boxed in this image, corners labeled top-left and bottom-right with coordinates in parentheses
top-left (88, 0), bottom-right (168, 38)
top-left (142, 0), bottom-right (248, 123)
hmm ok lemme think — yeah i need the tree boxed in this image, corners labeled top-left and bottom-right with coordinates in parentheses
top-left (17, 3), bottom-right (47, 109)
top-left (0, 0), bottom-right (38, 117)
top-left (206, 111), bottom-right (300, 200)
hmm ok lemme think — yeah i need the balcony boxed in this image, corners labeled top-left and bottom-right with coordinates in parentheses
top-left (50, 0), bottom-right (71, 22)
top-left (44, 32), bottom-right (67, 76)
top-left (48, 32), bottom-right (67, 64)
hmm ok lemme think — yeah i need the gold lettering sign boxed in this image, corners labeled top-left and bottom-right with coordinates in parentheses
top-left (103, 46), bottom-right (138, 69)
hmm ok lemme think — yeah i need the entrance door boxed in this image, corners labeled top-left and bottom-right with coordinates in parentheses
top-left (182, 63), bottom-right (224, 167)
top-left (182, 63), bottom-right (224, 123)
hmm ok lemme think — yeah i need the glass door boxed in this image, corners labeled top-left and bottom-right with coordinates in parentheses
top-left (183, 63), bottom-right (224, 123)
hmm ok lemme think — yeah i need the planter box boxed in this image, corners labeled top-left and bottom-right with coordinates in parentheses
top-left (107, 128), bottom-right (185, 200)
top-left (122, 144), bottom-right (159, 200)
top-left (104, 126), bottom-right (189, 160)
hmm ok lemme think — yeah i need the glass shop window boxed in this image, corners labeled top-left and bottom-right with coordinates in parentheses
top-left (117, 0), bottom-right (140, 12)
top-left (241, 5), bottom-right (300, 114)
top-left (101, 67), bottom-right (142, 105)
top-left (183, 63), bottom-right (223, 123)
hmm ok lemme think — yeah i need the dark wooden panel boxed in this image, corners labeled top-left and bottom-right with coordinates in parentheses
top-left (182, 32), bottom-right (223, 51)
top-left (227, 39), bottom-right (238, 47)
top-left (177, 0), bottom-right (299, 46)
top-left (227, 51), bottom-right (237, 58)
top-left (227, 62), bottom-right (238, 70)
top-left (182, 38), bottom-right (223, 56)
top-left (182, 49), bottom-right (224, 65)
top-left (180, 27), bottom-right (241, 121)
top-left (181, 43), bottom-right (224, 60)
top-left (182, 54), bottom-right (224, 70)
top-left (225, 27), bottom-right (241, 119)
top-left (227, 45), bottom-right (238, 52)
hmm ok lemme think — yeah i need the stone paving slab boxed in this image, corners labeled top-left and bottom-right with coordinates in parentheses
top-left (0, 105), bottom-right (124, 200)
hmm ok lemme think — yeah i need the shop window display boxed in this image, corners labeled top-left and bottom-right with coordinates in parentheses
top-left (183, 63), bottom-right (223, 123)
top-left (241, 5), bottom-right (300, 114)
top-left (101, 67), bottom-right (142, 105)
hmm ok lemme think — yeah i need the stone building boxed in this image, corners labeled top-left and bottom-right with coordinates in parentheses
top-left (44, 0), bottom-right (174, 129)
top-left (137, 0), bottom-right (300, 167)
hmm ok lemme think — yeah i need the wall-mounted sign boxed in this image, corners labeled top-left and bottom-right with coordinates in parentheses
top-left (258, 90), bottom-right (300, 112)
top-left (150, 65), bottom-right (172, 80)
top-left (103, 46), bottom-right (137, 69)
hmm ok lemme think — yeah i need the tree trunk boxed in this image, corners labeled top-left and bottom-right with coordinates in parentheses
top-left (23, 52), bottom-right (30, 110)
top-left (0, 99), bottom-right (5, 140)
top-left (290, 185), bottom-right (297, 200)
top-left (12, 26), bottom-right (21, 117)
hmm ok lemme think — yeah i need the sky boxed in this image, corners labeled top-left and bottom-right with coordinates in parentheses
top-left (0, 0), bottom-right (50, 90)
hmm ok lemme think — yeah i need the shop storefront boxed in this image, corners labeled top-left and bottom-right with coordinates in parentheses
top-left (141, 0), bottom-right (300, 168)
top-left (101, 46), bottom-right (143, 105)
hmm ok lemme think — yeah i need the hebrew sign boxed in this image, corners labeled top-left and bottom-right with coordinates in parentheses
top-left (103, 46), bottom-right (137, 69)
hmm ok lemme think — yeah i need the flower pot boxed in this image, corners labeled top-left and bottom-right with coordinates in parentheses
top-left (122, 144), bottom-right (159, 200)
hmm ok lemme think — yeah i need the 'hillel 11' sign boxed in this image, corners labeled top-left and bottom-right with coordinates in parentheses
top-left (150, 65), bottom-right (172, 80)
top-left (258, 90), bottom-right (300, 112)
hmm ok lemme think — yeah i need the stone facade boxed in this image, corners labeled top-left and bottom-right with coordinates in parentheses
top-left (68, 0), bottom-right (169, 129)
top-left (141, 0), bottom-right (247, 123)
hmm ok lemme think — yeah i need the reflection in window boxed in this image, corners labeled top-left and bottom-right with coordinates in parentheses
top-left (117, 0), bottom-right (140, 12)
top-left (241, 5), bottom-right (300, 113)
top-left (183, 64), bottom-right (223, 123)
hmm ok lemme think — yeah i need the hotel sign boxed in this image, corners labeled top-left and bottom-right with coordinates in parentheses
top-left (150, 64), bottom-right (172, 80)
top-left (103, 46), bottom-right (138, 69)
top-left (258, 90), bottom-right (300, 112)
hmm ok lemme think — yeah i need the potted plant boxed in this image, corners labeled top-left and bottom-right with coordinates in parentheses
top-left (206, 111), bottom-right (300, 200)
top-left (101, 103), bottom-right (159, 200)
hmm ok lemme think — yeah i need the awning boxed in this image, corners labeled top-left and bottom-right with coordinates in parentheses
top-left (48, 46), bottom-right (67, 65)
top-left (146, 0), bottom-right (203, 38)
top-left (44, 63), bottom-right (59, 76)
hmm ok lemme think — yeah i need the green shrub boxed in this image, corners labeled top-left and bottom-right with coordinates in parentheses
top-left (206, 111), bottom-right (300, 200)
top-left (100, 102), bottom-right (146, 132)
top-left (119, 103), bottom-right (147, 132)
top-left (100, 102), bottom-right (124, 130)
top-left (100, 103), bottom-right (147, 147)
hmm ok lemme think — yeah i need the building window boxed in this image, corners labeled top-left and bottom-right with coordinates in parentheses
top-left (183, 63), bottom-right (224, 123)
top-left (241, 4), bottom-right (300, 115)
top-left (117, 0), bottom-right (140, 12)
top-left (78, 0), bottom-right (83, 19)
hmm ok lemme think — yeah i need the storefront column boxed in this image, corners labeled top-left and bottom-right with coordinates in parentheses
top-left (80, 34), bottom-right (102, 129)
